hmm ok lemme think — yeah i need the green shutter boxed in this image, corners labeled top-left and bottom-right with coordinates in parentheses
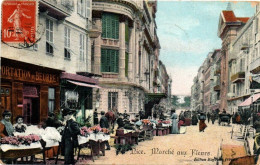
top-left (110, 50), bottom-right (115, 72)
top-left (115, 50), bottom-right (119, 73)
top-left (102, 13), bottom-right (119, 39)
top-left (101, 49), bottom-right (106, 72)
top-left (125, 52), bottom-right (129, 77)
top-left (115, 15), bottom-right (119, 39)
top-left (102, 14), bottom-right (106, 38)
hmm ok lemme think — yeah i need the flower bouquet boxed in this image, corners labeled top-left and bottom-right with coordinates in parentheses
top-left (80, 126), bottom-right (92, 136)
top-left (162, 120), bottom-right (171, 124)
top-left (0, 134), bottom-right (41, 146)
top-left (142, 119), bottom-right (151, 125)
top-left (90, 125), bottom-right (102, 133)
top-left (101, 128), bottom-right (109, 134)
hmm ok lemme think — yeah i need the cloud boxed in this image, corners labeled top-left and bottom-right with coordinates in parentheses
top-left (167, 66), bottom-right (199, 96)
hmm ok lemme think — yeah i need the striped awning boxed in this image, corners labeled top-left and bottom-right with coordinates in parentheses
top-left (238, 93), bottom-right (260, 107)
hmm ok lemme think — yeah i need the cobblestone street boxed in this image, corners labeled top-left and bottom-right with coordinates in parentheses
top-left (89, 122), bottom-right (246, 165)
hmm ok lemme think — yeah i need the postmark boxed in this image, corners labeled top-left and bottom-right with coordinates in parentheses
top-left (1, 0), bottom-right (36, 44)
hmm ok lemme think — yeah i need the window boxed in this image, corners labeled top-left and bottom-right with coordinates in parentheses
top-left (77, 0), bottom-right (91, 18)
top-left (48, 88), bottom-right (55, 113)
top-left (80, 34), bottom-right (85, 61)
top-left (77, 0), bottom-right (85, 17)
top-left (64, 26), bottom-right (71, 59)
top-left (108, 92), bottom-right (118, 110)
top-left (46, 19), bottom-right (53, 54)
top-left (101, 48), bottom-right (119, 73)
top-left (86, 0), bottom-right (91, 19)
top-left (102, 13), bottom-right (119, 39)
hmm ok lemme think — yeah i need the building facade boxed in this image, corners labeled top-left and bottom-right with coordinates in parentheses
top-left (90, 0), bottom-right (167, 119)
top-left (1, 0), bottom-right (97, 124)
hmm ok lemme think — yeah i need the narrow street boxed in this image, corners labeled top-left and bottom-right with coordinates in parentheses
top-left (91, 122), bottom-right (243, 165)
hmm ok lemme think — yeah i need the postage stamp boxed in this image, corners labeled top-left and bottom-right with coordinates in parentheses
top-left (1, 0), bottom-right (36, 44)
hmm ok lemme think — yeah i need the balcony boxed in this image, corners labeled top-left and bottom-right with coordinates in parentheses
top-left (250, 57), bottom-right (260, 74)
top-left (39, 0), bottom-right (72, 20)
top-left (231, 72), bottom-right (245, 83)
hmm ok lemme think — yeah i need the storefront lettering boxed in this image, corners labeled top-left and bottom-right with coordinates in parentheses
top-left (1, 66), bottom-right (59, 84)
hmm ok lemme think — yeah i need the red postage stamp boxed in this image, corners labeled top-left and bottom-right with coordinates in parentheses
top-left (1, 0), bottom-right (36, 44)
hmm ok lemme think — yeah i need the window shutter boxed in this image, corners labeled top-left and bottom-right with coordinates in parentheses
top-left (101, 49), bottom-right (106, 72)
top-left (106, 49), bottom-right (111, 72)
top-left (77, 0), bottom-right (80, 14)
top-left (115, 16), bottom-right (119, 39)
top-left (102, 14), bottom-right (106, 38)
top-left (115, 50), bottom-right (119, 73)
top-left (107, 14), bottom-right (112, 38)
top-left (86, 0), bottom-right (91, 19)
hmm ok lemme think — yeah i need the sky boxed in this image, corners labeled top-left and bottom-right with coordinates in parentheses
top-left (155, 1), bottom-right (255, 96)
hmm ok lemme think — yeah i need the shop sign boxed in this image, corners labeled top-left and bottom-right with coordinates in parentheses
top-left (1, 66), bottom-right (59, 85)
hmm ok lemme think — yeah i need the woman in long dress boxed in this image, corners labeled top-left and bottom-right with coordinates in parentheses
top-left (171, 109), bottom-right (179, 134)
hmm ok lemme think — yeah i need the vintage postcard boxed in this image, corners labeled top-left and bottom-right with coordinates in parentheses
top-left (0, 0), bottom-right (260, 165)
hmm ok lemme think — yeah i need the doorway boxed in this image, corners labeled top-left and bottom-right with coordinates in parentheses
top-left (23, 97), bottom-right (39, 125)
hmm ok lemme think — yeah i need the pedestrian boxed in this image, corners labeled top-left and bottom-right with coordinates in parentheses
top-left (192, 111), bottom-right (198, 125)
top-left (171, 109), bottom-right (179, 134)
top-left (61, 108), bottom-right (80, 165)
top-left (207, 112), bottom-right (211, 123)
top-left (0, 110), bottom-right (14, 138)
top-left (211, 113), bottom-right (216, 124)
top-left (93, 109), bottom-right (99, 125)
top-left (100, 111), bottom-right (110, 150)
top-left (13, 115), bottom-right (27, 133)
top-left (45, 112), bottom-right (62, 128)
top-left (199, 112), bottom-right (207, 132)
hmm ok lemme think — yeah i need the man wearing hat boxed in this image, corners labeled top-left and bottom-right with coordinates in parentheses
top-left (0, 110), bottom-right (14, 137)
top-left (61, 108), bottom-right (80, 164)
top-left (100, 111), bottom-right (110, 150)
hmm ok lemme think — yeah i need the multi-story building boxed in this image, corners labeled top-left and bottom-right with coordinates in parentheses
top-left (228, 15), bottom-right (253, 113)
top-left (203, 52), bottom-right (213, 113)
top-left (217, 10), bottom-right (249, 113)
top-left (211, 49), bottom-right (221, 112)
top-left (1, 0), bottom-right (96, 124)
top-left (90, 0), bottom-right (164, 119)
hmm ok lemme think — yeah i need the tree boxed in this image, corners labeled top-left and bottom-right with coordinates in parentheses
top-left (171, 95), bottom-right (179, 106)
top-left (179, 96), bottom-right (191, 107)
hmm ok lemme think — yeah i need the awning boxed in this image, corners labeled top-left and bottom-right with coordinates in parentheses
top-left (238, 93), bottom-right (260, 107)
top-left (67, 80), bottom-right (101, 88)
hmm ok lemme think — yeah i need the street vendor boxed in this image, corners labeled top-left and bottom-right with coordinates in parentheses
top-left (116, 113), bottom-right (124, 129)
top-left (0, 110), bottom-right (14, 137)
top-left (61, 108), bottom-right (80, 164)
top-left (100, 111), bottom-right (110, 150)
top-left (13, 115), bottom-right (27, 133)
top-left (45, 112), bottom-right (63, 128)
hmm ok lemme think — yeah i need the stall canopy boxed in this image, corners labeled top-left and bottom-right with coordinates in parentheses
top-left (67, 80), bottom-right (101, 88)
top-left (238, 93), bottom-right (260, 107)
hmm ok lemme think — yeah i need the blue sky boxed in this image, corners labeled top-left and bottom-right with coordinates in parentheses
top-left (155, 1), bottom-right (255, 96)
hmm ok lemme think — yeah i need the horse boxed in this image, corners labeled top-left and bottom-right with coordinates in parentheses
top-left (105, 110), bottom-right (117, 133)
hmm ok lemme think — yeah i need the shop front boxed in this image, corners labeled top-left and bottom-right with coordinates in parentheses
top-left (0, 58), bottom-right (61, 124)
top-left (60, 72), bottom-right (100, 126)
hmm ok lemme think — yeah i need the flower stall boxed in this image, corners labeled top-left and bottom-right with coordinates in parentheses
top-left (76, 125), bottom-right (111, 160)
top-left (0, 134), bottom-right (42, 163)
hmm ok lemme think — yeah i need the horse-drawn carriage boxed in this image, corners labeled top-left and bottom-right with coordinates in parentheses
top-left (219, 113), bottom-right (232, 126)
